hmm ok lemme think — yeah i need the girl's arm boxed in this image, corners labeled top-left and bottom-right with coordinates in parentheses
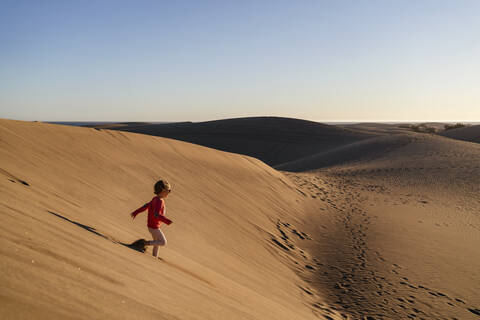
top-left (130, 202), bottom-right (149, 219)
top-left (158, 215), bottom-right (173, 225)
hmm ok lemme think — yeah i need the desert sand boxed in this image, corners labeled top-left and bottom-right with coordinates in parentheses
top-left (1, 118), bottom-right (479, 319)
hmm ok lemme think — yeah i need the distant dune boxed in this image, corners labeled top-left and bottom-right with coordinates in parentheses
top-left (339, 122), bottom-right (454, 135)
top-left (102, 117), bottom-right (376, 167)
top-left (276, 134), bottom-right (413, 172)
top-left (338, 122), bottom-right (412, 135)
top-left (439, 124), bottom-right (480, 144)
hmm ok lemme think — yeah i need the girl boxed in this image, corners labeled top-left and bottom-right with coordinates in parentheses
top-left (130, 179), bottom-right (173, 258)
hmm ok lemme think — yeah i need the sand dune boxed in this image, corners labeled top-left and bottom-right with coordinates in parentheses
top-left (338, 123), bottom-right (412, 135)
top-left (276, 134), bottom-right (413, 172)
top-left (2, 118), bottom-right (479, 319)
top-left (102, 117), bottom-right (375, 167)
top-left (440, 124), bottom-right (480, 144)
top-left (0, 119), bottom-right (345, 320)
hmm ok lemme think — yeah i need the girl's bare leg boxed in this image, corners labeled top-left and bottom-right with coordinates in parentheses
top-left (147, 228), bottom-right (167, 258)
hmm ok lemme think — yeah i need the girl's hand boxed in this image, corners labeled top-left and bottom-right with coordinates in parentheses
top-left (130, 212), bottom-right (136, 219)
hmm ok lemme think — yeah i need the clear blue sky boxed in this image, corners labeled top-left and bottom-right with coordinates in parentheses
top-left (1, 0), bottom-right (479, 122)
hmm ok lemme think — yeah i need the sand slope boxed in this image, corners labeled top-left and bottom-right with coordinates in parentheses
top-left (102, 117), bottom-right (375, 167)
top-left (0, 119), bottom-right (345, 320)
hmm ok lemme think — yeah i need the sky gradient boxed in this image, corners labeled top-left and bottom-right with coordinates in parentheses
top-left (1, 0), bottom-right (479, 122)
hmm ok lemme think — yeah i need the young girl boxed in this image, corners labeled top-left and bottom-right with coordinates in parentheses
top-left (130, 179), bottom-right (173, 258)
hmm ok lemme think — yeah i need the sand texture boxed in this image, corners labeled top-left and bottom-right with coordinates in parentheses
top-left (1, 118), bottom-right (480, 319)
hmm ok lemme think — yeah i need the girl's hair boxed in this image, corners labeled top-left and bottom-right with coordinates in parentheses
top-left (154, 179), bottom-right (172, 194)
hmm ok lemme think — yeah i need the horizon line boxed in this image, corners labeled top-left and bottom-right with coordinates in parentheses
top-left (2, 117), bottom-right (480, 124)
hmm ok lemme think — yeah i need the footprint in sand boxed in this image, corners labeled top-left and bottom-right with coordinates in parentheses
top-left (468, 308), bottom-right (480, 316)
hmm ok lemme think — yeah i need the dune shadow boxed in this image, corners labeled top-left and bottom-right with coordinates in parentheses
top-left (47, 210), bottom-right (109, 240)
top-left (46, 210), bottom-right (142, 251)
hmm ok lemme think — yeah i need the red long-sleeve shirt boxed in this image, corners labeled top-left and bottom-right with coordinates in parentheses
top-left (131, 196), bottom-right (172, 228)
